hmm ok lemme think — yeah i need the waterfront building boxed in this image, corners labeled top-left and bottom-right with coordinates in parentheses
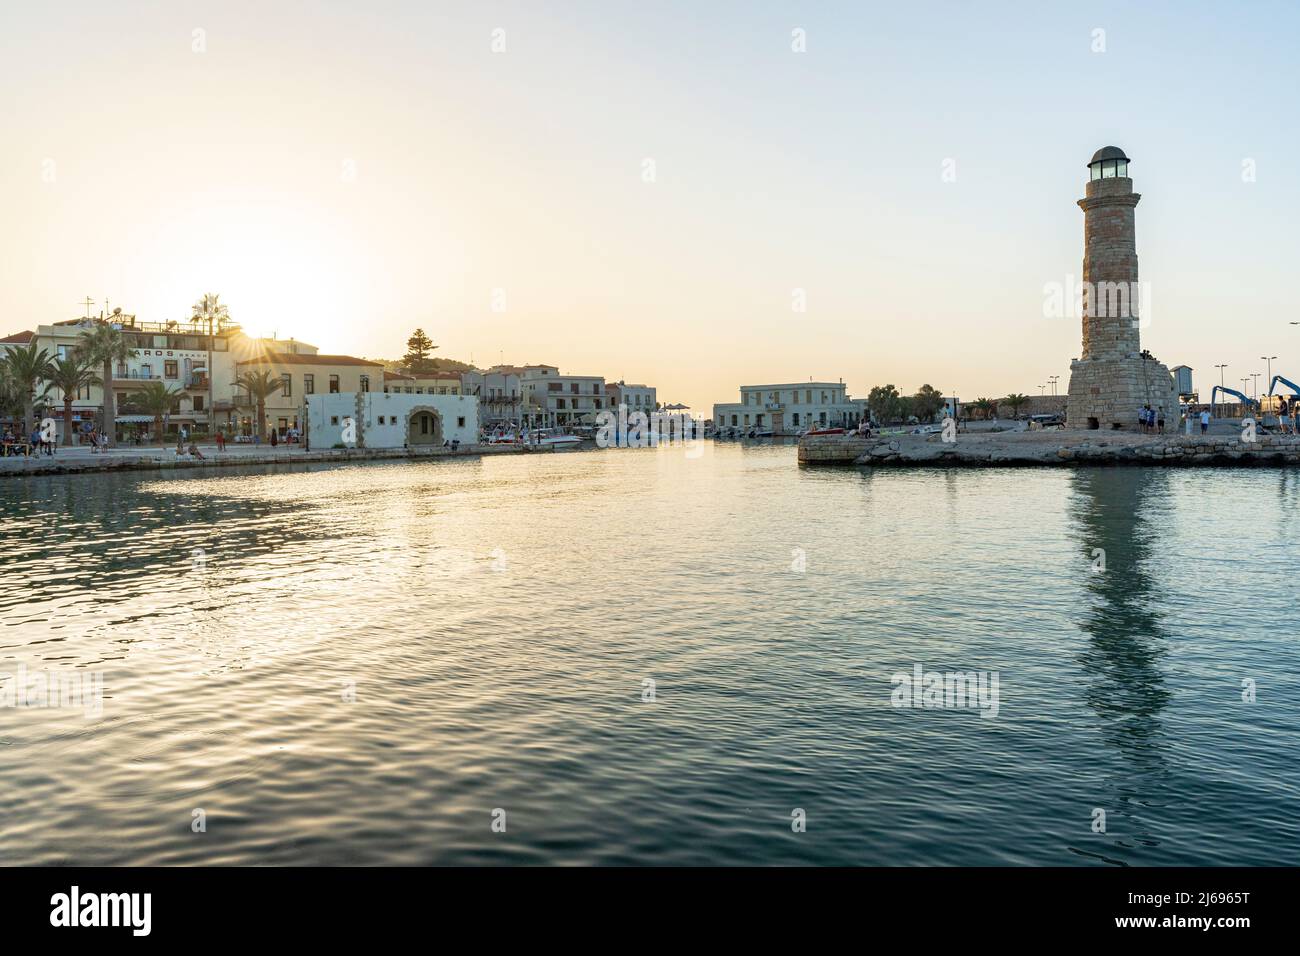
top-left (2, 313), bottom-right (242, 441)
top-left (234, 352), bottom-right (384, 438)
top-left (304, 391), bottom-right (478, 449)
top-left (519, 365), bottom-right (606, 428)
top-left (712, 382), bottom-right (867, 434)
top-left (460, 366), bottom-right (524, 427)
top-left (605, 380), bottom-right (657, 414)
top-left (1064, 147), bottom-right (1178, 432)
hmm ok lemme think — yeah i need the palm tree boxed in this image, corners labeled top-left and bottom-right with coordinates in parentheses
top-left (46, 357), bottom-right (101, 446)
top-left (1002, 393), bottom-right (1031, 420)
top-left (128, 381), bottom-right (183, 446)
top-left (0, 341), bottom-right (55, 439)
top-left (971, 397), bottom-right (994, 421)
top-left (76, 321), bottom-right (135, 446)
top-left (233, 369), bottom-right (283, 441)
top-left (192, 294), bottom-right (230, 433)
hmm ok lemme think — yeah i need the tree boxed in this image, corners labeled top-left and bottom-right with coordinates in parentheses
top-left (46, 356), bottom-right (101, 446)
top-left (233, 369), bottom-right (284, 441)
top-left (971, 397), bottom-right (996, 421)
top-left (402, 328), bottom-right (439, 374)
top-left (128, 381), bottom-right (183, 445)
top-left (913, 384), bottom-right (945, 423)
top-left (77, 320), bottom-right (135, 446)
top-left (1002, 393), bottom-right (1030, 419)
top-left (0, 341), bottom-right (55, 439)
top-left (192, 293), bottom-right (230, 433)
top-left (867, 384), bottom-right (901, 424)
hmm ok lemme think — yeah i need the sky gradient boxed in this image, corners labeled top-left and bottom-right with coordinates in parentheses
top-left (3, 1), bottom-right (1298, 410)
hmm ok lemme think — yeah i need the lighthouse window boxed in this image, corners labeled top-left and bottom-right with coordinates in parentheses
top-left (1116, 161), bottom-right (1128, 177)
top-left (1101, 161), bottom-right (1118, 178)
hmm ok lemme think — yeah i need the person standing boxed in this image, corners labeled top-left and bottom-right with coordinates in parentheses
top-left (1200, 408), bottom-right (1211, 434)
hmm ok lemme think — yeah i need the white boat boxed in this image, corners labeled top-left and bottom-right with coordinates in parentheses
top-left (527, 429), bottom-right (584, 448)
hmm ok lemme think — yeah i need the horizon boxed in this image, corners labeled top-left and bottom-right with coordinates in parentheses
top-left (4, 1), bottom-right (1298, 410)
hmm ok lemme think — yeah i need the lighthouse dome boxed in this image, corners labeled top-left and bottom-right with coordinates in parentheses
top-left (1088, 146), bottom-right (1130, 180)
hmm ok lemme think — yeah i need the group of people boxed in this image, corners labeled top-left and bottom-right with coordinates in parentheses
top-left (1, 427), bottom-right (55, 457)
top-left (1137, 405), bottom-right (1165, 433)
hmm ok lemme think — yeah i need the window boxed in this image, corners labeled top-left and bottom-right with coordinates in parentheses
top-left (360, 375), bottom-right (369, 393)
top-left (193, 396), bottom-right (205, 411)
top-left (304, 374), bottom-right (315, 394)
top-left (556, 399), bottom-right (566, 409)
top-left (330, 416), bottom-right (339, 426)
top-left (792, 413), bottom-right (800, 426)
top-left (377, 416), bottom-right (384, 425)
top-left (329, 375), bottom-right (340, 393)
top-left (457, 416), bottom-right (466, 428)
top-left (280, 374), bottom-right (291, 397)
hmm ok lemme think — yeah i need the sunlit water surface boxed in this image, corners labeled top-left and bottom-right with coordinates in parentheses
top-left (2, 444), bottom-right (1298, 865)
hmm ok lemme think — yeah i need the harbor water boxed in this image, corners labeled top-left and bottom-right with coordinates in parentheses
top-left (2, 443), bottom-right (1298, 865)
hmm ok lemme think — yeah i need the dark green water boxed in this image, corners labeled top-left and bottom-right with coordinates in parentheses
top-left (2, 445), bottom-right (1298, 864)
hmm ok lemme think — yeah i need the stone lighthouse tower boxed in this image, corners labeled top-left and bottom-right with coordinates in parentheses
top-left (1065, 146), bottom-right (1178, 431)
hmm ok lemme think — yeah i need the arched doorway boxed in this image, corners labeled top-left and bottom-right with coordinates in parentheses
top-left (406, 407), bottom-right (443, 446)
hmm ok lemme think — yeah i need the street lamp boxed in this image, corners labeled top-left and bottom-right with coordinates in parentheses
top-left (1252, 373), bottom-right (1261, 399)
top-left (1048, 374), bottom-right (1060, 396)
top-left (1214, 363), bottom-right (1228, 418)
top-left (1262, 355), bottom-right (1277, 392)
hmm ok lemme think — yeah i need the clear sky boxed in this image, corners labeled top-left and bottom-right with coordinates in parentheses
top-left (3, 1), bottom-right (1298, 410)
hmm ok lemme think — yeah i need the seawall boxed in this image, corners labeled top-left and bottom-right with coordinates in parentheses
top-left (798, 431), bottom-right (1300, 467)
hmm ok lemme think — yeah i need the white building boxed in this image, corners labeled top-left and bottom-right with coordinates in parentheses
top-left (461, 366), bottom-right (525, 426)
top-left (605, 380), bottom-right (657, 414)
top-left (305, 391), bottom-right (478, 449)
top-left (519, 365), bottom-right (607, 427)
top-left (712, 382), bottom-right (867, 434)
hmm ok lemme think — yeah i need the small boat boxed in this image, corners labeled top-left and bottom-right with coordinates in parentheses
top-left (804, 427), bottom-right (845, 436)
top-left (528, 428), bottom-right (584, 448)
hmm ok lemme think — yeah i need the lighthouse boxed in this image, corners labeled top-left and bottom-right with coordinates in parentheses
top-left (1064, 147), bottom-right (1178, 432)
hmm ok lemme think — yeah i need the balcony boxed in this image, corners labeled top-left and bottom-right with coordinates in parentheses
top-left (113, 371), bottom-right (163, 382)
top-left (764, 403), bottom-right (784, 411)
top-left (186, 375), bottom-right (210, 389)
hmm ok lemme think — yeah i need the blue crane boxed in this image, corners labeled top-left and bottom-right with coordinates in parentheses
top-left (1210, 385), bottom-right (1258, 411)
top-left (1266, 375), bottom-right (1300, 397)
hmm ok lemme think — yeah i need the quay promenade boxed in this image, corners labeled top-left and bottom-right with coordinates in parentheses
top-left (0, 441), bottom-right (533, 478)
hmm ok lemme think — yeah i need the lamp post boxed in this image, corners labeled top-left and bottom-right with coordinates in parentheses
top-left (1039, 384), bottom-right (1046, 397)
top-left (1214, 363), bottom-right (1228, 418)
top-left (1251, 373), bottom-right (1261, 400)
top-left (1048, 375), bottom-right (1060, 397)
top-left (1262, 355), bottom-right (1277, 394)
